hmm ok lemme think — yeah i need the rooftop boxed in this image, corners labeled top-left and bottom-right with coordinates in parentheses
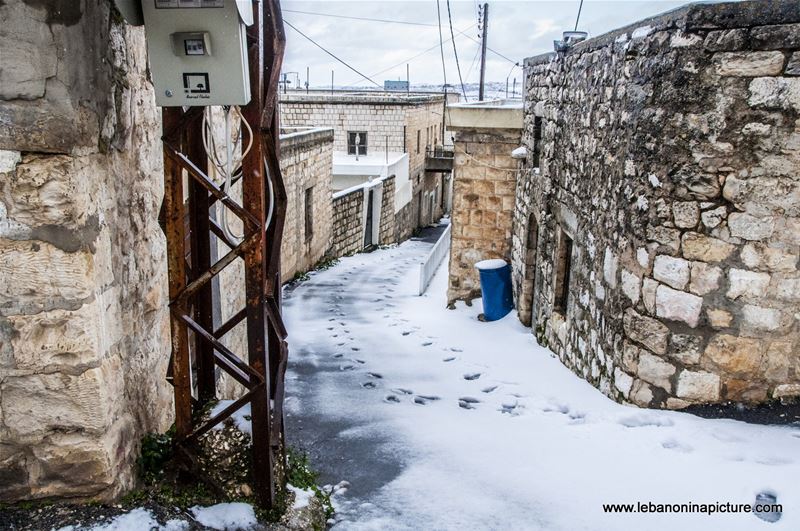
top-left (279, 89), bottom-right (451, 106)
top-left (447, 99), bottom-right (524, 131)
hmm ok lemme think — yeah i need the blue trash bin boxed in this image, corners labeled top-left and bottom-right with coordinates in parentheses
top-left (475, 259), bottom-right (514, 321)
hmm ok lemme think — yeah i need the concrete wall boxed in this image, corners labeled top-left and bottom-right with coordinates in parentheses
top-left (280, 127), bottom-right (334, 281)
top-left (0, 1), bottom-right (172, 501)
top-left (517, 0), bottom-right (800, 408)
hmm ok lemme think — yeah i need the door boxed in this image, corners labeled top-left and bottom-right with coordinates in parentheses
top-left (364, 189), bottom-right (375, 247)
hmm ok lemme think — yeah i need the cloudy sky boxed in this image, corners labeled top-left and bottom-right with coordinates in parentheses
top-left (281, 0), bottom-right (691, 93)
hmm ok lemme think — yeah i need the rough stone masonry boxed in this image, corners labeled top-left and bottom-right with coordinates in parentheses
top-left (0, 0), bottom-right (173, 501)
top-left (514, 0), bottom-right (800, 409)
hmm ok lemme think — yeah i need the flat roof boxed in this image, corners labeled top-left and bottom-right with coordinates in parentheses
top-left (447, 99), bottom-right (524, 130)
top-left (280, 89), bottom-right (450, 106)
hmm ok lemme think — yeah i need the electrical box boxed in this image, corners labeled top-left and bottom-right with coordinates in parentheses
top-left (130, 0), bottom-right (253, 107)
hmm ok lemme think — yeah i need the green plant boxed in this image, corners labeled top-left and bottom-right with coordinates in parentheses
top-left (138, 432), bottom-right (174, 485)
top-left (313, 256), bottom-right (340, 271)
top-left (286, 448), bottom-right (334, 522)
top-left (293, 271), bottom-right (311, 283)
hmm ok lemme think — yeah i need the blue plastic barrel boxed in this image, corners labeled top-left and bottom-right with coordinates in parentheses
top-left (475, 259), bottom-right (514, 321)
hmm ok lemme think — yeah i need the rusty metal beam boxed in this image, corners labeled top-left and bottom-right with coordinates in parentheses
top-left (159, 0), bottom-right (287, 510)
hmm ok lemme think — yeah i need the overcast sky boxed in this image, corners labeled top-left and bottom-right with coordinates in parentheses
top-left (281, 0), bottom-right (692, 91)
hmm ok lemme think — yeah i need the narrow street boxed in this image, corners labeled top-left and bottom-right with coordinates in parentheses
top-left (283, 232), bottom-right (800, 531)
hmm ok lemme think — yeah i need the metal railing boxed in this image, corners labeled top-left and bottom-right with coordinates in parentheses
top-left (418, 223), bottom-right (452, 295)
top-left (425, 145), bottom-right (455, 159)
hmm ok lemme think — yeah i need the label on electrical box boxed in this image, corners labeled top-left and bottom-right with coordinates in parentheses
top-left (155, 0), bottom-right (223, 8)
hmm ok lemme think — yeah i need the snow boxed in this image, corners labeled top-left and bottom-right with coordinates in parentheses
top-left (54, 509), bottom-right (188, 531)
top-left (474, 258), bottom-right (508, 270)
top-left (283, 233), bottom-right (800, 530)
top-left (288, 484), bottom-right (316, 509)
top-left (189, 503), bottom-right (257, 530)
top-left (209, 401), bottom-right (253, 436)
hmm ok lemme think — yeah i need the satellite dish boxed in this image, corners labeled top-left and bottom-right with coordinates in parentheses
top-left (113, 0), bottom-right (144, 26)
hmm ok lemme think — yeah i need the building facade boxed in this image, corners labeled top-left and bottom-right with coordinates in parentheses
top-left (449, 0), bottom-right (800, 409)
top-left (280, 90), bottom-right (454, 241)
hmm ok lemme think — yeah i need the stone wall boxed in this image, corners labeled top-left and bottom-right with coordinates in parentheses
top-left (279, 127), bottom-right (334, 281)
top-left (331, 187), bottom-right (365, 257)
top-left (447, 129), bottom-right (520, 304)
top-left (330, 176), bottom-right (396, 257)
top-left (0, 1), bottom-right (172, 501)
top-left (517, 0), bottom-right (800, 408)
top-left (280, 92), bottom-right (449, 242)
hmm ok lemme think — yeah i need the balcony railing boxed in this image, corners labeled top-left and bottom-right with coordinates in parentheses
top-left (424, 144), bottom-right (454, 172)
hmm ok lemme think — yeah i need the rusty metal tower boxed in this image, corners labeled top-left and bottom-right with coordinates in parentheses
top-left (159, 0), bottom-right (288, 509)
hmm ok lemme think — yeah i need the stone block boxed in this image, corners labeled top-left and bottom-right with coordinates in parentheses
top-left (629, 380), bottom-right (654, 407)
top-left (681, 233), bottom-right (735, 262)
top-left (669, 334), bottom-right (704, 365)
top-left (653, 255), bottom-right (691, 290)
top-left (656, 285), bottom-right (703, 328)
top-left (703, 29), bottom-right (748, 52)
top-left (728, 213), bottom-right (775, 240)
top-left (603, 248), bottom-right (618, 288)
top-left (723, 176), bottom-right (800, 217)
top-left (677, 370), bottom-right (721, 401)
top-left (621, 269), bottom-right (640, 304)
top-left (689, 262), bottom-right (722, 295)
top-left (642, 278), bottom-right (658, 314)
top-left (763, 341), bottom-right (793, 382)
top-left (774, 384), bottom-right (800, 399)
top-left (672, 201), bottom-right (699, 228)
top-left (705, 334), bottom-right (763, 376)
top-left (647, 226), bottom-right (681, 253)
top-left (707, 309), bottom-right (733, 329)
top-left (787, 52), bottom-right (800, 76)
top-left (750, 23), bottom-right (800, 50)
top-left (713, 51), bottom-right (786, 76)
top-left (748, 77), bottom-right (800, 112)
top-left (740, 243), bottom-right (797, 272)
top-left (776, 278), bottom-right (800, 302)
top-left (0, 240), bottom-right (94, 315)
top-left (701, 206), bottom-right (727, 229)
top-left (614, 368), bottom-right (634, 398)
top-left (742, 304), bottom-right (784, 332)
top-left (726, 268), bottom-right (771, 300)
top-left (637, 352), bottom-right (676, 391)
top-left (623, 308), bottom-right (669, 354)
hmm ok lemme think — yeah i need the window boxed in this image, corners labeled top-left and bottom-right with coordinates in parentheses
top-left (304, 187), bottom-right (314, 241)
top-left (416, 130), bottom-right (421, 153)
top-left (553, 229), bottom-right (573, 314)
top-left (532, 117), bottom-right (543, 168)
top-left (347, 131), bottom-right (367, 155)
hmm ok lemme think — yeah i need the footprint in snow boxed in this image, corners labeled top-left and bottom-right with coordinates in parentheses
top-left (568, 411), bottom-right (586, 424)
top-left (402, 331), bottom-right (412, 336)
top-left (368, 372), bottom-right (383, 379)
top-left (391, 388), bottom-right (414, 395)
top-left (362, 381), bottom-right (377, 389)
top-left (450, 348), bottom-right (463, 353)
top-left (755, 456), bottom-right (793, 466)
top-left (414, 395), bottom-right (441, 405)
top-left (500, 401), bottom-right (519, 415)
top-left (351, 347), bottom-right (360, 352)
top-left (332, 354), bottom-right (344, 359)
top-left (422, 342), bottom-right (433, 347)
top-left (327, 327), bottom-right (334, 331)
top-left (443, 357), bottom-right (457, 362)
top-left (619, 414), bottom-right (674, 428)
top-left (463, 373), bottom-right (481, 381)
top-left (384, 395), bottom-right (401, 404)
top-left (542, 402), bottom-right (570, 415)
top-left (352, 359), bottom-right (366, 364)
top-left (459, 397), bottom-right (480, 410)
top-left (662, 439), bottom-right (693, 453)
top-left (792, 433), bottom-right (800, 439)
top-left (339, 365), bottom-right (355, 371)
top-left (481, 386), bottom-right (498, 394)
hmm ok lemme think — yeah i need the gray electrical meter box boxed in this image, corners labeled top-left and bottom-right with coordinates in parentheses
top-left (132, 0), bottom-right (253, 107)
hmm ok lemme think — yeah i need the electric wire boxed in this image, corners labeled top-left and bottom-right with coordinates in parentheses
top-left (283, 9), bottom-right (438, 27)
top-left (284, 20), bottom-right (382, 88)
top-left (446, 0), bottom-right (467, 100)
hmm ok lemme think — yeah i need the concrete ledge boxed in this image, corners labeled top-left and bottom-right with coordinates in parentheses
top-left (447, 99), bottom-right (524, 131)
top-left (279, 127), bottom-right (334, 151)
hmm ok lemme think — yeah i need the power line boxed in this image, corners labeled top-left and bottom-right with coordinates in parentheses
top-left (286, 7), bottom-right (519, 68)
top-left (284, 20), bottom-right (382, 88)
top-left (283, 9), bottom-right (438, 27)
top-left (436, 0), bottom-right (448, 89)
top-left (342, 23), bottom-right (477, 88)
top-left (446, 0), bottom-right (467, 100)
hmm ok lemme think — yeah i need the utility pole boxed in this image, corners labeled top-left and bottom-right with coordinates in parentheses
top-left (478, 2), bottom-right (489, 101)
top-left (306, 66), bottom-right (309, 93)
top-left (406, 63), bottom-right (410, 94)
top-left (331, 70), bottom-right (334, 94)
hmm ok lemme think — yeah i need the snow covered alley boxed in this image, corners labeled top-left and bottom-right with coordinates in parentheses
top-left (283, 234), bottom-right (800, 531)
